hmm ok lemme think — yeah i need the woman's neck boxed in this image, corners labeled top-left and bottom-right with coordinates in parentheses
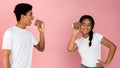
top-left (82, 34), bottom-right (89, 38)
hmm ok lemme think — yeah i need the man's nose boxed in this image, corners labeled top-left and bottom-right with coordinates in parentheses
top-left (32, 16), bottom-right (34, 20)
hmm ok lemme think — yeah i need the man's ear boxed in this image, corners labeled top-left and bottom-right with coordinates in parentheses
top-left (21, 14), bottom-right (25, 20)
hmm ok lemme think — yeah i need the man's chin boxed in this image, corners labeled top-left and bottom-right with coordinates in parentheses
top-left (27, 23), bottom-right (32, 26)
top-left (26, 24), bottom-right (31, 26)
top-left (28, 24), bottom-right (31, 26)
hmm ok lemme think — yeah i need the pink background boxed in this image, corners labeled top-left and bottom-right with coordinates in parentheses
top-left (0, 0), bottom-right (120, 68)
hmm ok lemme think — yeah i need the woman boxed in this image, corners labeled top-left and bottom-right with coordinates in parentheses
top-left (67, 15), bottom-right (116, 68)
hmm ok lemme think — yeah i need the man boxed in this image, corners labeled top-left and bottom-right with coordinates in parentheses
top-left (2, 3), bottom-right (45, 68)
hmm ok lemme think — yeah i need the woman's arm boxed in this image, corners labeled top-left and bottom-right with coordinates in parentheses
top-left (97, 37), bottom-right (117, 67)
top-left (67, 29), bottom-right (79, 52)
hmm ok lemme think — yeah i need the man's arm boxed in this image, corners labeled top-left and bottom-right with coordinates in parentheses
top-left (34, 31), bottom-right (45, 52)
top-left (34, 25), bottom-right (45, 52)
top-left (3, 49), bottom-right (11, 68)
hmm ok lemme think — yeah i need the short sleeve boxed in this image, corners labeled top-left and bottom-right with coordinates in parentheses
top-left (2, 31), bottom-right (12, 50)
top-left (75, 40), bottom-right (78, 44)
top-left (95, 33), bottom-right (103, 43)
top-left (32, 35), bottom-right (38, 46)
top-left (74, 39), bottom-right (80, 47)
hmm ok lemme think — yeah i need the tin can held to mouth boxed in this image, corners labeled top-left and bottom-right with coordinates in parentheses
top-left (34, 19), bottom-right (44, 28)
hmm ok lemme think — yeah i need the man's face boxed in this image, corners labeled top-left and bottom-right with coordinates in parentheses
top-left (22, 10), bottom-right (34, 26)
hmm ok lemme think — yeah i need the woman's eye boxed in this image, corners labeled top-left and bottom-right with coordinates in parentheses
top-left (87, 24), bottom-right (92, 27)
top-left (82, 23), bottom-right (86, 26)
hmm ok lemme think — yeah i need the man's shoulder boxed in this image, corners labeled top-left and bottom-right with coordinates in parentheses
top-left (4, 26), bottom-right (15, 33)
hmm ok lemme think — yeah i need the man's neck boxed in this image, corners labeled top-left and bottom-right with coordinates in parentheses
top-left (16, 21), bottom-right (26, 29)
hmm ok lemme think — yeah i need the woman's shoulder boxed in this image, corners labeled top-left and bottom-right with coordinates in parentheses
top-left (93, 32), bottom-right (103, 37)
top-left (93, 32), bottom-right (104, 41)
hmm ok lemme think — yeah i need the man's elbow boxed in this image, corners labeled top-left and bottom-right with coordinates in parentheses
top-left (38, 46), bottom-right (45, 52)
top-left (39, 48), bottom-right (44, 52)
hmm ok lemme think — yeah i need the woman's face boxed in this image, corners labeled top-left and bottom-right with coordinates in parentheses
top-left (80, 19), bottom-right (92, 35)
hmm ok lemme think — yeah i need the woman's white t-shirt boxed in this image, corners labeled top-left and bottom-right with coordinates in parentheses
top-left (75, 33), bottom-right (103, 67)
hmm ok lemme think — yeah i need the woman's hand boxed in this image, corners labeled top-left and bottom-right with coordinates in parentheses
top-left (96, 59), bottom-right (109, 68)
top-left (73, 29), bottom-right (80, 35)
top-left (72, 22), bottom-right (81, 35)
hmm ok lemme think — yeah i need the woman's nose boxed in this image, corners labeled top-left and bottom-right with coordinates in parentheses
top-left (84, 25), bottom-right (88, 28)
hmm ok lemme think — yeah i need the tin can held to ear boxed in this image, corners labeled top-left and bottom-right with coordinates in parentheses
top-left (72, 22), bottom-right (81, 29)
top-left (34, 19), bottom-right (44, 28)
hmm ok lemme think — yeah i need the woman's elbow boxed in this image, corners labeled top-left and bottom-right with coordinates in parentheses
top-left (110, 44), bottom-right (117, 51)
top-left (67, 47), bottom-right (75, 52)
top-left (113, 45), bottom-right (117, 51)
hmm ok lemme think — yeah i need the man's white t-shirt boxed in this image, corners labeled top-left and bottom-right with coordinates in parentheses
top-left (75, 33), bottom-right (103, 67)
top-left (2, 26), bottom-right (38, 68)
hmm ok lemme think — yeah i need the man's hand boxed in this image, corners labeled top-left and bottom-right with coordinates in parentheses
top-left (34, 19), bottom-right (45, 33)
